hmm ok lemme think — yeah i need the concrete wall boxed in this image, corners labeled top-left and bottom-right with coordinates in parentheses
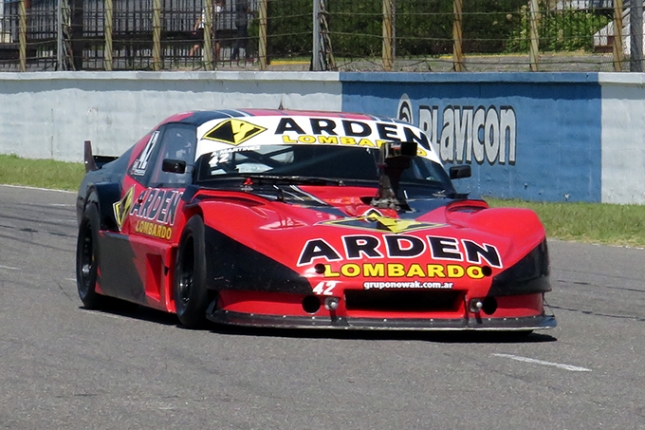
top-left (600, 74), bottom-right (645, 205)
top-left (0, 71), bottom-right (342, 161)
top-left (0, 70), bottom-right (643, 204)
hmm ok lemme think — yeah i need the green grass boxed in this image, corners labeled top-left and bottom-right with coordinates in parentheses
top-left (0, 154), bottom-right (86, 191)
top-left (487, 198), bottom-right (645, 248)
top-left (2, 154), bottom-right (644, 248)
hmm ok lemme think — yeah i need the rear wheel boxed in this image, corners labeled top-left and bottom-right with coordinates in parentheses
top-left (76, 203), bottom-right (105, 309)
top-left (174, 216), bottom-right (209, 329)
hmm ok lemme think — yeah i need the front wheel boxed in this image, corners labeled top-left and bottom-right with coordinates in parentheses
top-left (174, 216), bottom-right (209, 329)
top-left (76, 203), bottom-right (105, 309)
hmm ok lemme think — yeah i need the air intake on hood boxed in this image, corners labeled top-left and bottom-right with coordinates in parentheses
top-left (446, 199), bottom-right (489, 213)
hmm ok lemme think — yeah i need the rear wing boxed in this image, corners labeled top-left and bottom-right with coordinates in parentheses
top-left (84, 140), bottom-right (118, 173)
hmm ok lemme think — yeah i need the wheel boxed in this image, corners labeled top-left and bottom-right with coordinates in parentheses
top-left (76, 203), bottom-right (105, 309)
top-left (174, 216), bottom-right (209, 329)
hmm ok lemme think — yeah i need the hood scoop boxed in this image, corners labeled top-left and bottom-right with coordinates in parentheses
top-left (446, 199), bottom-right (489, 213)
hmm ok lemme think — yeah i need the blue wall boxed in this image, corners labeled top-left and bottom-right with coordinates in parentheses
top-left (4, 70), bottom-right (639, 203)
top-left (341, 73), bottom-right (602, 202)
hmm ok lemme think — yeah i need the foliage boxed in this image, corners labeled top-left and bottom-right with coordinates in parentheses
top-left (391, 0), bottom-right (453, 57)
top-left (267, 0), bottom-right (313, 58)
top-left (461, 0), bottom-right (530, 54)
top-left (505, 3), bottom-right (610, 52)
top-left (320, 0), bottom-right (519, 58)
top-left (266, 0), bottom-right (607, 59)
top-left (327, 0), bottom-right (383, 58)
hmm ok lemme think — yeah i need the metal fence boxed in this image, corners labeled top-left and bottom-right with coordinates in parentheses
top-left (0, 0), bottom-right (642, 72)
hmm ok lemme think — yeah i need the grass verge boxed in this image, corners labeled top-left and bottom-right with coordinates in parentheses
top-left (2, 154), bottom-right (644, 248)
top-left (486, 198), bottom-right (645, 248)
top-left (0, 154), bottom-right (86, 191)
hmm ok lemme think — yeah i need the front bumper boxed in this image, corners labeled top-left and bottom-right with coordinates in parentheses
top-left (207, 309), bottom-right (556, 331)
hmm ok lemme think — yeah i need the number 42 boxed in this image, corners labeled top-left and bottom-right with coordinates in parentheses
top-left (312, 281), bottom-right (339, 296)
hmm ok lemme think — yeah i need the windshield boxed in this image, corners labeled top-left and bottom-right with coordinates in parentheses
top-left (195, 144), bottom-right (454, 191)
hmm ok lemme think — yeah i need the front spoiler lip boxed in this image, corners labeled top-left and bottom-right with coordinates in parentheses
top-left (207, 310), bottom-right (557, 331)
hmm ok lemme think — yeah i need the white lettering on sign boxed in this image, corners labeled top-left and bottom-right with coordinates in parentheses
top-left (398, 94), bottom-right (517, 166)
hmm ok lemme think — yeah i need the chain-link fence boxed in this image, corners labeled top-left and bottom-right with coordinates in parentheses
top-left (0, 0), bottom-right (640, 72)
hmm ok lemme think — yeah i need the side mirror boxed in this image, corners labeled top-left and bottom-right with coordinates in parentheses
top-left (449, 164), bottom-right (471, 179)
top-left (162, 159), bottom-right (187, 174)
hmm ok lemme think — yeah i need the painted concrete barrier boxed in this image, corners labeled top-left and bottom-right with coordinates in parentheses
top-left (0, 71), bottom-right (342, 161)
top-left (341, 72), bottom-right (603, 203)
top-left (0, 71), bottom-right (643, 204)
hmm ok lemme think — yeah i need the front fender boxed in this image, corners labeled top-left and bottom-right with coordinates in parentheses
top-left (203, 225), bottom-right (312, 294)
top-left (86, 182), bottom-right (122, 231)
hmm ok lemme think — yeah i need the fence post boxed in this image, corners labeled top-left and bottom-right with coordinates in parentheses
top-left (528, 0), bottom-right (540, 71)
top-left (382, 0), bottom-right (394, 71)
top-left (630, 0), bottom-right (643, 72)
top-left (104, 0), bottom-right (113, 70)
top-left (57, 0), bottom-right (62, 69)
top-left (312, 0), bottom-right (321, 70)
top-left (56, 0), bottom-right (74, 70)
top-left (19, 0), bottom-right (26, 71)
top-left (152, 0), bottom-right (161, 70)
top-left (259, 0), bottom-right (267, 70)
top-left (71, 0), bottom-right (84, 69)
top-left (452, 0), bottom-right (463, 72)
top-left (614, 0), bottom-right (624, 71)
top-left (203, 0), bottom-right (213, 70)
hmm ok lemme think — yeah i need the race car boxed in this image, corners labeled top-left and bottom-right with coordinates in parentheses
top-left (76, 109), bottom-right (556, 331)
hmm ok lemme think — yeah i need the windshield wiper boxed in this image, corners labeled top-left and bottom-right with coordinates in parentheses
top-left (243, 174), bottom-right (345, 186)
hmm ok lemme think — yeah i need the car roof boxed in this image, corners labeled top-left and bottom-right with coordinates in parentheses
top-left (165, 109), bottom-right (405, 127)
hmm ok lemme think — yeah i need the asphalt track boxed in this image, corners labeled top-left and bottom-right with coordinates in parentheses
top-left (1, 184), bottom-right (645, 430)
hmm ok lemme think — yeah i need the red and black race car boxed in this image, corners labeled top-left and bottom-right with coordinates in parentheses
top-left (76, 109), bottom-right (555, 331)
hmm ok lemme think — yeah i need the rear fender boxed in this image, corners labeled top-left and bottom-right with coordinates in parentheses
top-left (86, 183), bottom-right (122, 231)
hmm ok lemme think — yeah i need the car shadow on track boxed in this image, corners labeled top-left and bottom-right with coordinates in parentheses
top-left (208, 324), bottom-right (557, 344)
top-left (81, 305), bottom-right (557, 343)
top-left (79, 303), bottom-right (179, 326)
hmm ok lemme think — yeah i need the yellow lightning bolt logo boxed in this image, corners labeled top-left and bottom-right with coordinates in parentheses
top-left (203, 119), bottom-right (267, 145)
top-left (320, 212), bottom-right (444, 234)
top-left (113, 186), bottom-right (134, 231)
top-left (364, 213), bottom-right (430, 234)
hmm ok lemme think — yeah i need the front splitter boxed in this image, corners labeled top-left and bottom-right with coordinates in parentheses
top-left (207, 309), bottom-right (557, 331)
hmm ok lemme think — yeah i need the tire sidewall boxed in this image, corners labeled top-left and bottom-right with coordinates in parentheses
top-left (174, 215), bottom-right (209, 328)
top-left (76, 203), bottom-right (103, 308)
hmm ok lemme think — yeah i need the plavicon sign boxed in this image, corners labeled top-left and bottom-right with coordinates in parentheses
top-left (397, 94), bottom-right (517, 166)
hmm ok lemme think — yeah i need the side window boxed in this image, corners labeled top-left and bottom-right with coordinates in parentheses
top-left (149, 124), bottom-right (197, 187)
top-left (129, 130), bottom-right (161, 180)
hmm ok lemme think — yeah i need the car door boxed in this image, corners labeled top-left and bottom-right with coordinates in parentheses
top-left (100, 123), bottom-right (196, 309)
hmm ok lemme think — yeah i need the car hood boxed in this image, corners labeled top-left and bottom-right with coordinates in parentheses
top-left (193, 184), bottom-right (546, 277)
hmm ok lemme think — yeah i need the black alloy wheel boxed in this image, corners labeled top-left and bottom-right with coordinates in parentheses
top-left (76, 203), bottom-right (105, 309)
top-left (174, 216), bottom-right (209, 328)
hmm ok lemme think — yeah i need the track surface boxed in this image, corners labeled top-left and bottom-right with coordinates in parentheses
top-left (1, 184), bottom-right (644, 430)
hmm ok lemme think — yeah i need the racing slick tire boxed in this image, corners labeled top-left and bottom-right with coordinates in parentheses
top-left (174, 216), bottom-right (209, 329)
top-left (76, 203), bottom-right (106, 309)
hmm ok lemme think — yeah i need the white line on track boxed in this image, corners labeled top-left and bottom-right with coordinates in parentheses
top-left (0, 184), bottom-right (75, 193)
top-left (492, 353), bottom-right (592, 372)
top-left (0, 265), bottom-right (20, 271)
